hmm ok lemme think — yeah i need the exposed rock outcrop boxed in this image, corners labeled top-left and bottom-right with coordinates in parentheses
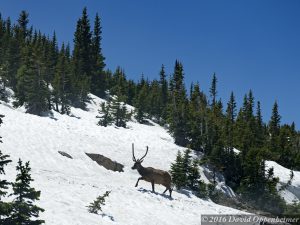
top-left (86, 153), bottom-right (124, 172)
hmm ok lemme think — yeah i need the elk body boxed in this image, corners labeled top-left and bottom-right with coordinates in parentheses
top-left (131, 144), bottom-right (172, 197)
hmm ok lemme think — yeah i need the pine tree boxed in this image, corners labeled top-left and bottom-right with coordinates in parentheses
top-left (72, 7), bottom-right (93, 108)
top-left (269, 101), bottom-right (281, 153)
top-left (91, 13), bottom-right (106, 97)
top-left (45, 32), bottom-right (58, 110)
top-left (96, 100), bottom-right (113, 127)
top-left (0, 115), bottom-right (12, 223)
top-left (134, 84), bottom-right (147, 123)
top-left (52, 43), bottom-right (71, 114)
top-left (167, 60), bottom-right (189, 146)
top-left (170, 151), bottom-right (186, 189)
top-left (8, 159), bottom-right (44, 225)
top-left (14, 45), bottom-right (49, 115)
top-left (159, 65), bottom-right (168, 122)
top-left (111, 95), bottom-right (130, 128)
top-left (269, 101), bottom-right (281, 137)
top-left (255, 101), bottom-right (265, 147)
top-left (187, 160), bottom-right (200, 190)
top-left (17, 11), bottom-right (29, 42)
top-left (87, 191), bottom-right (110, 214)
top-left (225, 92), bottom-right (236, 150)
top-left (209, 73), bottom-right (217, 107)
top-left (188, 82), bottom-right (207, 151)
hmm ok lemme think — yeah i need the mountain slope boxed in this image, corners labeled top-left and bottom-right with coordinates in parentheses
top-left (1, 94), bottom-right (247, 225)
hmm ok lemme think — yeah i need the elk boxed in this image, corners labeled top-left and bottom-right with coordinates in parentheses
top-left (131, 143), bottom-right (172, 197)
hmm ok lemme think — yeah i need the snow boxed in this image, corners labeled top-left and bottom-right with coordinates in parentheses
top-left (233, 148), bottom-right (240, 154)
top-left (232, 148), bottom-right (300, 204)
top-left (0, 94), bottom-right (249, 225)
top-left (266, 160), bottom-right (300, 204)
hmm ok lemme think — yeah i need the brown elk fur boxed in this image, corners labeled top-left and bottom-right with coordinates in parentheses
top-left (131, 144), bottom-right (172, 197)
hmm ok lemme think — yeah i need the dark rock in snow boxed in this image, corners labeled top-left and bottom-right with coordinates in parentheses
top-left (86, 153), bottom-right (124, 172)
top-left (58, 151), bottom-right (73, 159)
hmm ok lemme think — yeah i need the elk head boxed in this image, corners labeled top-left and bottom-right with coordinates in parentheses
top-left (131, 143), bottom-right (148, 170)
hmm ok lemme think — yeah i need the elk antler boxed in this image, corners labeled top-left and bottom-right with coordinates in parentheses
top-left (132, 143), bottom-right (136, 162)
top-left (139, 146), bottom-right (149, 161)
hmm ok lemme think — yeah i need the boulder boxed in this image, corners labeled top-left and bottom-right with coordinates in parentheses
top-left (86, 153), bottom-right (124, 172)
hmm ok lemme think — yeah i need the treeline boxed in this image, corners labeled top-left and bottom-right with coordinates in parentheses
top-left (0, 8), bottom-right (106, 114)
top-left (1, 8), bottom-right (300, 215)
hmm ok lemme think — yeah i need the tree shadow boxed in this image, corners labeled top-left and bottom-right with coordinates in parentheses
top-left (69, 114), bottom-right (81, 119)
top-left (176, 189), bottom-right (192, 198)
top-left (100, 213), bottom-right (114, 221)
top-left (137, 187), bottom-right (174, 200)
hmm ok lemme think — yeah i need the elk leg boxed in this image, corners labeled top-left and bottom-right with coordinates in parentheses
top-left (163, 187), bottom-right (168, 194)
top-left (169, 188), bottom-right (172, 198)
top-left (135, 177), bottom-right (143, 187)
top-left (151, 181), bottom-right (155, 192)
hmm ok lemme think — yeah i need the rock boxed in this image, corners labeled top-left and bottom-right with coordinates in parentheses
top-left (86, 153), bottom-right (124, 172)
top-left (58, 151), bottom-right (73, 159)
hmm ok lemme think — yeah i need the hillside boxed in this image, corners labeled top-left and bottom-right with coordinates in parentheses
top-left (0, 94), bottom-right (249, 225)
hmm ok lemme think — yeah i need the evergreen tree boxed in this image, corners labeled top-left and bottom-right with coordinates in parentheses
top-left (269, 101), bottom-right (281, 154)
top-left (14, 45), bottom-right (49, 115)
top-left (45, 32), bottom-right (58, 110)
top-left (87, 191), bottom-right (110, 214)
top-left (111, 95), bottom-right (130, 128)
top-left (91, 13), bottom-right (106, 97)
top-left (96, 100), bottom-right (113, 127)
top-left (239, 148), bottom-right (285, 214)
top-left (170, 151), bottom-right (186, 189)
top-left (255, 101), bottom-right (265, 147)
top-left (52, 43), bottom-right (71, 114)
top-left (159, 65), bottom-right (168, 122)
top-left (209, 73), bottom-right (217, 107)
top-left (72, 7), bottom-right (93, 108)
top-left (187, 160), bottom-right (200, 190)
top-left (8, 159), bottom-right (45, 225)
top-left (188, 82), bottom-right (207, 151)
top-left (167, 60), bottom-right (189, 146)
top-left (269, 101), bottom-right (281, 137)
top-left (0, 115), bottom-right (12, 223)
top-left (134, 83), bottom-right (147, 123)
top-left (17, 11), bottom-right (29, 42)
top-left (225, 92), bottom-right (237, 150)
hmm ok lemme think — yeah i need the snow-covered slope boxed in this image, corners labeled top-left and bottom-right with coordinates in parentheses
top-left (0, 95), bottom-right (248, 225)
top-left (266, 161), bottom-right (300, 204)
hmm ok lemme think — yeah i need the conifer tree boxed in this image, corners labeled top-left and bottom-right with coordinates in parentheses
top-left (188, 83), bottom-right (207, 151)
top-left (225, 92), bottom-right (237, 150)
top-left (96, 100), bottom-right (113, 127)
top-left (52, 43), bottom-right (71, 114)
top-left (170, 151), bottom-right (186, 189)
top-left (72, 7), bottom-right (93, 108)
top-left (187, 160), bottom-right (200, 190)
top-left (17, 10), bottom-right (29, 42)
top-left (91, 13), bottom-right (106, 97)
top-left (209, 73), bottom-right (217, 107)
top-left (269, 101), bottom-right (281, 153)
top-left (255, 101), bottom-right (265, 147)
top-left (111, 95), bottom-right (130, 128)
top-left (135, 84), bottom-right (147, 123)
top-left (45, 32), bottom-right (58, 110)
top-left (167, 60), bottom-right (189, 146)
top-left (0, 115), bottom-right (12, 223)
top-left (14, 45), bottom-right (49, 115)
top-left (8, 159), bottom-right (45, 225)
top-left (87, 191), bottom-right (110, 214)
top-left (159, 65), bottom-right (168, 122)
top-left (269, 101), bottom-right (281, 137)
